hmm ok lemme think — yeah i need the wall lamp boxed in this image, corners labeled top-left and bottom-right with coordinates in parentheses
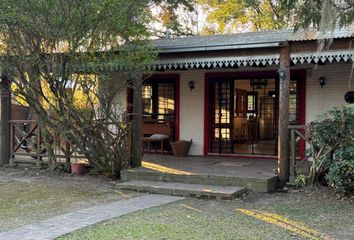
top-left (188, 81), bottom-right (195, 91)
top-left (319, 77), bottom-right (326, 88)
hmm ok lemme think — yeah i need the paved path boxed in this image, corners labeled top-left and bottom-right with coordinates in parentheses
top-left (0, 194), bottom-right (184, 240)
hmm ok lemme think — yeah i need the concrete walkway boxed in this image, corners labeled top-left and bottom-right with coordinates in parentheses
top-left (0, 194), bottom-right (184, 240)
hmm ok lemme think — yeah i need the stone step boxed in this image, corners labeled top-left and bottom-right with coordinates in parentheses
top-left (117, 180), bottom-right (247, 200)
top-left (121, 169), bottom-right (278, 193)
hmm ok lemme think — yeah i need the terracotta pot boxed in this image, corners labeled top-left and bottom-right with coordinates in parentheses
top-left (71, 163), bottom-right (85, 175)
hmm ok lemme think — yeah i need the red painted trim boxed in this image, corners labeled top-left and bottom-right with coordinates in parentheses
top-left (126, 87), bottom-right (133, 114)
top-left (175, 75), bottom-right (180, 141)
top-left (203, 70), bottom-right (307, 157)
top-left (126, 87), bottom-right (133, 123)
top-left (203, 74), bottom-right (211, 156)
top-left (297, 70), bottom-right (307, 159)
top-left (146, 74), bottom-right (180, 141)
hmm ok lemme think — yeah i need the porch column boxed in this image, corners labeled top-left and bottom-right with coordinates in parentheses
top-left (278, 45), bottom-right (291, 185)
top-left (0, 75), bottom-right (11, 166)
top-left (131, 78), bottom-right (142, 168)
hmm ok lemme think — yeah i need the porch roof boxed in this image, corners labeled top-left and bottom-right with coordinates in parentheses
top-left (151, 28), bottom-right (354, 70)
top-left (153, 28), bottom-right (354, 53)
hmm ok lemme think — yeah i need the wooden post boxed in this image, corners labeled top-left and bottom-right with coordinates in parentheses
top-left (0, 76), bottom-right (11, 166)
top-left (289, 128), bottom-right (296, 182)
top-left (131, 79), bottom-right (142, 168)
top-left (278, 45), bottom-right (291, 185)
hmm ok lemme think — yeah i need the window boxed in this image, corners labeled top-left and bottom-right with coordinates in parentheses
top-left (158, 83), bottom-right (175, 120)
top-left (289, 81), bottom-right (299, 123)
top-left (234, 88), bottom-right (247, 117)
top-left (247, 93), bottom-right (256, 111)
top-left (246, 92), bottom-right (258, 118)
top-left (142, 84), bottom-right (153, 115)
top-left (142, 79), bottom-right (175, 122)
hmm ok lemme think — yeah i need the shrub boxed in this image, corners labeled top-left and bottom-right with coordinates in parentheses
top-left (306, 106), bottom-right (354, 194)
top-left (326, 146), bottom-right (354, 195)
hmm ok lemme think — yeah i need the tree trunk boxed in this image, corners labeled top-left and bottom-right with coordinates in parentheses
top-left (131, 79), bottom-right (142, 168)
top-left (278, 45), bottom-right (291, 185)
top-left (0, 76), bottom-right (11, 166)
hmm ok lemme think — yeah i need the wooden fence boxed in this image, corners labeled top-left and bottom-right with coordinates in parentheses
top-left (9, 119), bottom-right (132, 168)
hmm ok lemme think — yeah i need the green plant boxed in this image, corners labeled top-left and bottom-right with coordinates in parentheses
top-left (305, 106), bottom-right (354, 194)
top-left (294, 173), bottom-right (308, 188)
top-left (326, 146), bottom-right (354, 195)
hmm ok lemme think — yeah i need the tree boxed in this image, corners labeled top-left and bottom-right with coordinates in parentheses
top-left (151, 0), bottom-right (195, 36)
top-left (198, 0), bottom-right (295, 33)
top-left (290, 0), bottom-right (354, 31)
top-left (0, 0), bottom-right (192, 176)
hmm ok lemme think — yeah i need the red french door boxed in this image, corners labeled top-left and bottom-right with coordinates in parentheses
top-left (205, 71), bottom-right (306, 157)
top-left (210, 79), bottom-right (234, 154)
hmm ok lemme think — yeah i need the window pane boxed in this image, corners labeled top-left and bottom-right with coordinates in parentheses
top-left (158, 83), bottom-right (175, 121)
top-left (289, 81), bottom-right (298, 123)
top-left (247, 94), bottom-right (255, 111)
top-left (142, 85), bottom-right (152, 115)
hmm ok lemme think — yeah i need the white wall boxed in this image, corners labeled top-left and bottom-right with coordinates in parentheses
top-left (179, 71), bottom-right (205, 155)
top-left (305, 62), bottom-right (354, 123)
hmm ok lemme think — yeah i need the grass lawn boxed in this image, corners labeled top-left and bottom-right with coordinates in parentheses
top-left (0, 168), bottom-right (139, 232)
top-left (58, 188), bottom-right (354, 240)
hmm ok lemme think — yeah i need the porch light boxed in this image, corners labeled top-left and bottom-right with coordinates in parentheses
top-left (188, 81), bottom-right (195, 91)
top-left (319, 77), bottom-right (326, 88)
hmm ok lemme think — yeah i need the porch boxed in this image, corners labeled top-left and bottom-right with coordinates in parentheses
top-left (121, 154), bottom-right (279, 194)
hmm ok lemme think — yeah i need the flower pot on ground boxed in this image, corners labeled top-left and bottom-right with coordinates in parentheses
top-left (170, 140), bottom-right (192, 157)
top-left (71, 163), bottom-right (86, 175)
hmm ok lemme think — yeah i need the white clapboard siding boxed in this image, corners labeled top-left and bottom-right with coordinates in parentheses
top-left (305, 62), bottom-right (354, 123)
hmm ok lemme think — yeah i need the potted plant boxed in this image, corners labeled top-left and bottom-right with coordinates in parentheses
top-left (71, 158), bottom-right (88, 175)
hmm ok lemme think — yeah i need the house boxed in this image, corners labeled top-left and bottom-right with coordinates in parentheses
top-left (1, 28), bottom-right (354, 194)
top-left (124, 28), bottom-right (354, 184)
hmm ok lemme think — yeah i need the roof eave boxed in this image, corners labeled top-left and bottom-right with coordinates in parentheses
top-left (156, 41), bottom-right (288, 53)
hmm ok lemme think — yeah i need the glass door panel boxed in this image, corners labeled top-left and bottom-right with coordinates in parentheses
top-left (210, 80), bottom-right (234, 154)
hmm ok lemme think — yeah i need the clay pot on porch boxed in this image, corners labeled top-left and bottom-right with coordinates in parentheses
top-left (71, 163), bottom-right (86, 175)
top-left (170, 140), bottom-right (192, 157)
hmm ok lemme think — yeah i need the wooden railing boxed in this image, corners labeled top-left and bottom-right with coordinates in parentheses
top-left (9, 119), bottom-right (132, 168)
top-left (289, 125), bottom-right (308, 182)
top-left (9, 120), bottom-right (81, 167)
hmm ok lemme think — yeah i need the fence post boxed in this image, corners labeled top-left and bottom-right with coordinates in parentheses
top-left (0, 76), bottom-right (11, 166)
top-left (36, 124), bottom-right (41, 168)
top-left (289, 128), bottom-right (296, 182)
top-left (9, 123), bottom-right (14, 166)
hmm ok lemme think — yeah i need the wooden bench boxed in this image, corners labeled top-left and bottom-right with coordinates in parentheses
top-left (142, 122), bottom-right (173, 155)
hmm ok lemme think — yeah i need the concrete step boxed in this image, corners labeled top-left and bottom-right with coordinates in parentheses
top-left (117, 180), bottom-right (247, 200)
top-left (121, 169), bottom-right (278, 193)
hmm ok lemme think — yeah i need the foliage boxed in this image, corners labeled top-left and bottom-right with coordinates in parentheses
top-left (290, 0), bottom-right (354, 31)
top-left (151, 0), bottom-right (195, 36)
top-left (198, 0), bottom-right (296, 33)
top-left (306, 106), bottom-right (354, 194)
top-left (294, 173), bottom-right (308, 188)
top-left (197, 0), bottom-right (354, 35)
top-left (0, 0), bottom-right (193, 176)
top-left (326, 146), bottom-right (354, 195)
